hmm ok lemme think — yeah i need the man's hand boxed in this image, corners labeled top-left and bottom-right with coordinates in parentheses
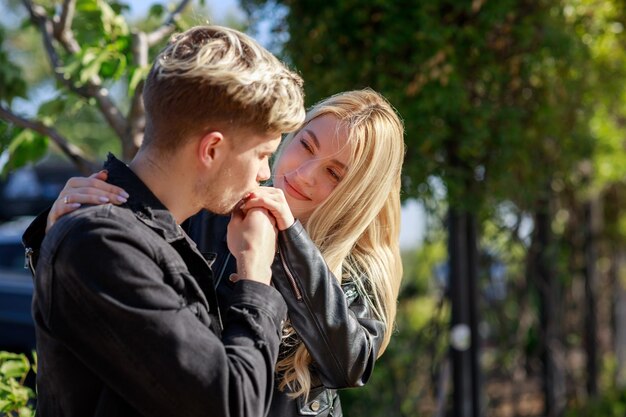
top-left (227, 206), bottom-right (277, 285)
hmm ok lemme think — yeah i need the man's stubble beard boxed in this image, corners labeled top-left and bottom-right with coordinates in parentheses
top-left (194, 165), bottom-right (240, 215)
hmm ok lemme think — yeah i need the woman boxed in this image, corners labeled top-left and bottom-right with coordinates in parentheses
top-left (24, 88), bottom-right (405, 417)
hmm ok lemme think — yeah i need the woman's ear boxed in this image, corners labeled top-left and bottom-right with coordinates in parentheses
top-left (197, 131), bottom-right (225, 167)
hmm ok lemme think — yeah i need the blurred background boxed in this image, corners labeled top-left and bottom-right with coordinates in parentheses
top-left (2, 0), bottom-right (626, 416)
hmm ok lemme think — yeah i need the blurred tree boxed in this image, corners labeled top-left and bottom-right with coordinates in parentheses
top-left (569, 0), bottom-right (626, 394)
top-left (239, 0), bottom-right (595, 415)
top-left (0, 0), bottom-right (225, 175)
top-left (341, 228), bottom-right (450, 417)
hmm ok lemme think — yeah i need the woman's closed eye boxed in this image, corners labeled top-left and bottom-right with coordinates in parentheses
top-left (328, 167), bottom-right (342, 182)
top-left (300, 138), bottom-right (314, 154)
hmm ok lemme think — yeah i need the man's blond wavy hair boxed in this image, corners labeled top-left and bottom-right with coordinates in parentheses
top-left (142, 25), bottom-right (305, 151)
top-left (273, 88), bottom-right (405, 398)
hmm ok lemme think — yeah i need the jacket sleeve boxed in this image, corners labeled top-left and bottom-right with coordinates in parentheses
top-left (271, 220), bottom-right (386, 389)
top-left (34, 212), bottom-right (287, 417)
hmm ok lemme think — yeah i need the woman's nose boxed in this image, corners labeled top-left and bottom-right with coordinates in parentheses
top-left (295, 161), bottom-right (316, 185)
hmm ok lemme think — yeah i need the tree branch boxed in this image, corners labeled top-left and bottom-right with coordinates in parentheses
top-left (146, 0), bottom-right (192, 46)
top-left (123, 31), bottom-right (149, 160)
top-left (22, 0), bottom-right (129, 139)
top-left (53, 0), bottom-right (79, 53)
top-left (0, 105), bottom-right (97, 175)
top-left (120, 0), bottom-right (194, 157)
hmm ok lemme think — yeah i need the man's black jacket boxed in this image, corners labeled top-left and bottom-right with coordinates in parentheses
top-left (24, 155), bottom-right (287, 417)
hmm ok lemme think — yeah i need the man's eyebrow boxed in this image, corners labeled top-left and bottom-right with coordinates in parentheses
top-left (302, 129), bottom-right (320, 148)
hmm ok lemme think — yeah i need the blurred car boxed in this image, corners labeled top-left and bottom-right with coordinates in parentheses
top-left (0, 157), bottom-right (82, 221)
top-left (0, 156), bottom-right (86, 352)
top-left (0, 216), bottom-right (36, 351)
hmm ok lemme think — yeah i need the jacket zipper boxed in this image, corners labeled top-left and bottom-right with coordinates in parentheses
top-left (24, 247), bottom-right (35, 275)
top-left (278, 249), bottom-right (303, 301)
top-left (215, 252), bottom-right (231, 288)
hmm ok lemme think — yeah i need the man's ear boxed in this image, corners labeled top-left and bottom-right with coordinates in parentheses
top-left (198, 131), bottom-right (225, 167)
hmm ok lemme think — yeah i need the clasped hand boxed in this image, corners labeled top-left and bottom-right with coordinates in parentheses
top-left (226, 186), bottom-right (295, 285)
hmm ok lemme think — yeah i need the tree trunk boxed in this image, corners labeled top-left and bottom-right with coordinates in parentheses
top-left (448, 208), bottom-right (481, 417)
top-left (582, 198), bottom-right (598, 397)
top-left (534, 199), bottom-right (566, 417)
top-left (613, 248), bottom-right (626, 387)
top-left (467, 212), bottom-right (482, 417)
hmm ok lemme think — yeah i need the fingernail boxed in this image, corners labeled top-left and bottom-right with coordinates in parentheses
top-left (100, 169), bottom-right (108, 175)
top-left (69, 203), bottom-right (81, 208)
top-left (116, 196), bottom-right (127, 203)
top-left (120, 191), bottom-right (130, 198)
top-left (99, 196), bottom-right (110, 203)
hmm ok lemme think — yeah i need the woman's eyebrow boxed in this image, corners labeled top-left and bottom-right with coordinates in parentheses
top-left (332, 159), bottom-right (347, 170)
top-left (302, 128), bottom-right (346, 169)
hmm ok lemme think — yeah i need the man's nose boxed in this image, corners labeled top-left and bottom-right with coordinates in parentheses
top-left (257, 160), bottom-right (271, 182)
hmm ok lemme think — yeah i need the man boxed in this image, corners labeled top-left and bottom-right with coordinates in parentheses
top-left (28, 25), bottom-right (305, 417)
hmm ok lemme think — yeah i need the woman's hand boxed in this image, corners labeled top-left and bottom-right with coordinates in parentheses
top-left (46, 170), bottom-right (129, 232)
top-left (240, 186), bottom-right (295, 231)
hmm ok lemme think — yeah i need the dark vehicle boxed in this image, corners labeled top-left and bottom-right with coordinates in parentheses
top-left (0, 157), bottom-right (82, 221)
top-left (0, 157), bottom-right (85, 352)
top-left (0, 216), bottom-right (35, 351)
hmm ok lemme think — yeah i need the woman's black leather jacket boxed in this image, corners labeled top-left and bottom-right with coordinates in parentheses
top-left (185, 210), bottom-right (386, 417)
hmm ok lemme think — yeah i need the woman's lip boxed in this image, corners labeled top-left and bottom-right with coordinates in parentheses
top-left (284, 177), bottom-right (310, 201)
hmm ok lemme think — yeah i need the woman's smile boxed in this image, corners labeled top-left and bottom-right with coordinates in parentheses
top-left (283, 177), bottom-right (311, 201)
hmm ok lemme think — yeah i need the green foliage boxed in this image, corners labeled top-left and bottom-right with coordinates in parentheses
top-left (0, 28), bottom-right (27, 105)
top-left (565, 389), bottom-right (626, 417)
top-left (0, 126), bottom-right (49, 176)
top-left (0, 122), bottom-right (49, 177)
top-left (573, 0), bottom-right (626, 246)
top-left (59, 0), bottom-right (131, 85)
top-left (0, 26), bottom-right (52, 174)
top-left (0, 0), bottom-right (233, 168)
top-left (0, 351), bottom-right (36, 417)
top-left (238, 2), bottom-right (605, 408)
top-left (243, 0), bottom-right (594, 212)
top-left (341, 231), bottom-right (449, 416)
top-left (340, 292), bottom-right (450, 416)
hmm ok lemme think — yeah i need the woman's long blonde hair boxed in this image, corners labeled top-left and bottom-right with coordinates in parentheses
top-left (274, 88), bottom-right (405, 398)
